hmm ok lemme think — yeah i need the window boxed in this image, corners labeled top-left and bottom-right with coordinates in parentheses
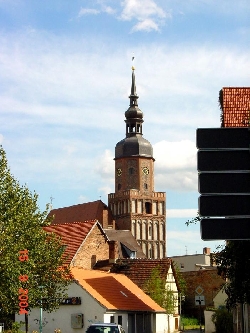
top-left (144, 183), bottom-right (148, 190)
top-left (110, 316), bottom-right (115, 323)
top-left (129, 167), bottom-right (134, 175)
top-left (118, 316), bottom-right (122, 325)
top-left (148, 225), bottom-right (152, 237)
top-left (149, 246), bottom-right (152, 259)
top-left (145, 202), bottom-right (152, 214)
top-left (118, 184), bottom-right (121, 190)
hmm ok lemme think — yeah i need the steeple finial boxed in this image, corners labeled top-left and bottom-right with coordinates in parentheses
top-left (132, 56), bottom-right (135, 71)
top-left (130, 56), bottom-right (138, 106)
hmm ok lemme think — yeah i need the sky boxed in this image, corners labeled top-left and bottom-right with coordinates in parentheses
top-left (0, 0), bottom-right (250, 257)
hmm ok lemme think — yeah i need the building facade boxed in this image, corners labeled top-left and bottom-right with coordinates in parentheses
top-left (108, 68), bottom-right (166, 259)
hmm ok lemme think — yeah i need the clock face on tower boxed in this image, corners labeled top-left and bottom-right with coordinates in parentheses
top-left (142, 167), bottom-right (149, 175)
top-left (117, 168), bottom-right (122, 176)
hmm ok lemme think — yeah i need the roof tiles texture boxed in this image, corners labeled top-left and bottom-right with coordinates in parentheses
top-left (221, 87), bottom-right (250, 127)
top-left (43, 221), bottom-right (96, 265)
top-left (110, 258), bottom-right (172, 290)
top-left (71, 267), bottom-right (166, 312)
top-left (48, 200), bottom-right (108, 225)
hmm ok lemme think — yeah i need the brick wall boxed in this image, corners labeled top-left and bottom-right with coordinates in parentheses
top-left (71, 225), bottom-right (109, 269)
top-left (181, 269), bottom-right (225, 320)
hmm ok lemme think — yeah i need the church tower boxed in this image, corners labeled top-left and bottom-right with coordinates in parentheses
top-left (108, 66), bottom-right (166, 259)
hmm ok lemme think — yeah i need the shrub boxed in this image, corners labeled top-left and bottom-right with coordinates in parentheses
top-left (181, 316), bottom-right (199, 326)
top-left (211, 307), bottom-right (233, 333)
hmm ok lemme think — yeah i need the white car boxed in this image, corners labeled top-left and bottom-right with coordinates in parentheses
top-left (86, 323), bottom-right (125, 333)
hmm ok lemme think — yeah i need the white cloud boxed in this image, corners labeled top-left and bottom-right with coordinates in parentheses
top-left (95, 150), bottom-right (114, 178)
top-left (131, 19), bottom-right (160, 32)
top-left (167, 229), bottom-right (221, 257)
top-left (120, 0), bottom-right (169, 31)
top-left (153, 140), bottom-right (197, 191)
top-left (154, 140), bottom-right (196, 170)
top-left (121, 0), bottom-right (166, 20)
top-left (167, 209), bottom-right (197, 218)
top-left (78, 8), bottom-right (100, 16)
top-left (103, 6), bottom-right (116, 15)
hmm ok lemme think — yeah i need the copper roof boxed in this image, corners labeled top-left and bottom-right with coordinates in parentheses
top-left (43, 221), bottom-right (97, 265)
top-left (71, 267), bottom-right (166, 312)
top-left (110, 258), bottom-right (173, 290)
top-left (48, 200), bottom-right (109, 225)
top-left (220, 87), bottom-right (250, 127)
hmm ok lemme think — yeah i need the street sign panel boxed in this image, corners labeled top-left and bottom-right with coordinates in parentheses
top-left (199, 172), bottom-right (250, 194)
top-left (199, 195), bottom-right (250, 217)
top-left (197, 128), bottom-right (250, 149)
top-left (195, 286), bottom-right (204, 295)
top-left (201, 218), bottom-right (250, 240)
top-left (197, 127), bottom-right (250, 239)
top-left (195, 295), bottom-right (205, 306)
top-left (198, 150), bottom-right (250, 171)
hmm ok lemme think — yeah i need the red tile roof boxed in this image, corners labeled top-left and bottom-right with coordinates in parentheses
top-left (43, 221), bottom-right (97, 265)
top-left (220, 87), bottom-right (250, 127)
top-left (48, 200), bottom-right (109, 225)
top-left (110, 258), bottom-right (173, 290)
top-left (71, 267), bottom-right (166, 312)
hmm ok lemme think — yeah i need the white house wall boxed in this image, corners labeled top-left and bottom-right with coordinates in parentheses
top-left (16, 282), bottom-right (107, 333)
top-left (15, 282), bottom-right (175, 333)
top-left (155, 313), bottom-right (179, 333)
top-left (103, 313), bottom-right (128, 331)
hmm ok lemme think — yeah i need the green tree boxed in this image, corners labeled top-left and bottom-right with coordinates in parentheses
top-left (211, 307), bottom-right (233, 333)
top-left (0, 146), bottom-right (71, 319)
top-left (173, 262), bottom-right (187, 296)
top-left (214, 240), bottom-right (250, 308)
top-left (144, 266), bottom-right (176, 314)
top-left (185, 214), bottom-right (250, 309)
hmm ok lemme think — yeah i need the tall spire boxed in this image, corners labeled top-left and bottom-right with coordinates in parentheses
top-left (125, 60), bottom-right (143, 137)
top-left (130, 57), bottom-right (138, 107)
top-left (114, 58), bottom-right (153, 159)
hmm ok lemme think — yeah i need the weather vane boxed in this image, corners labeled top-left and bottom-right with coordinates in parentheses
top-left (132, 56), bottom-right (135, 71)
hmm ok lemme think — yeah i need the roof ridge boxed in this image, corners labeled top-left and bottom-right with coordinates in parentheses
top-left (48, 220), bottom-right (97, 226)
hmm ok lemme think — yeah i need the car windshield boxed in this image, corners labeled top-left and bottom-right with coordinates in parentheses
top-left (87, 326), bottom-right (119, 333)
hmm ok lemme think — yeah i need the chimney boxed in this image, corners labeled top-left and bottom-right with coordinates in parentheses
top-left (203, 247), bottom-right (211, 255)
top-left (109, 240), bottom-right (118, 263)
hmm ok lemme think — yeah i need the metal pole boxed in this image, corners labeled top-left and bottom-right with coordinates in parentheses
top-left (39, 298), bottom-right (43, 333)
top-left (179, 293), bottom-right (182, 331)
top-left (199, 301), bottom-right (202, 332)
top-left (38, 285), bottom-right (44, 333)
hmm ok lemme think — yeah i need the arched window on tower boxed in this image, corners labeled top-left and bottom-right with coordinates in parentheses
top-left (153, 221), bottom-right (158, 240)
top-left (154, 243), bottom-right (159, 259)
top-left (148, 245), bottom-right (152, 259)
top-left (160, 223), bottom-right (165, 240)
top-left (130, 124), bottom-right (136, 133)
top-left (145, 202), bottom-right (152, 214)
top-left (148, 224), bottom-right (152, 239)
top-left (136, 220), bottom-right (141, 239)
top-left (118, 184), bottom-right (121, 190)
top-left (132, 221), bottom-right (136, 236)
